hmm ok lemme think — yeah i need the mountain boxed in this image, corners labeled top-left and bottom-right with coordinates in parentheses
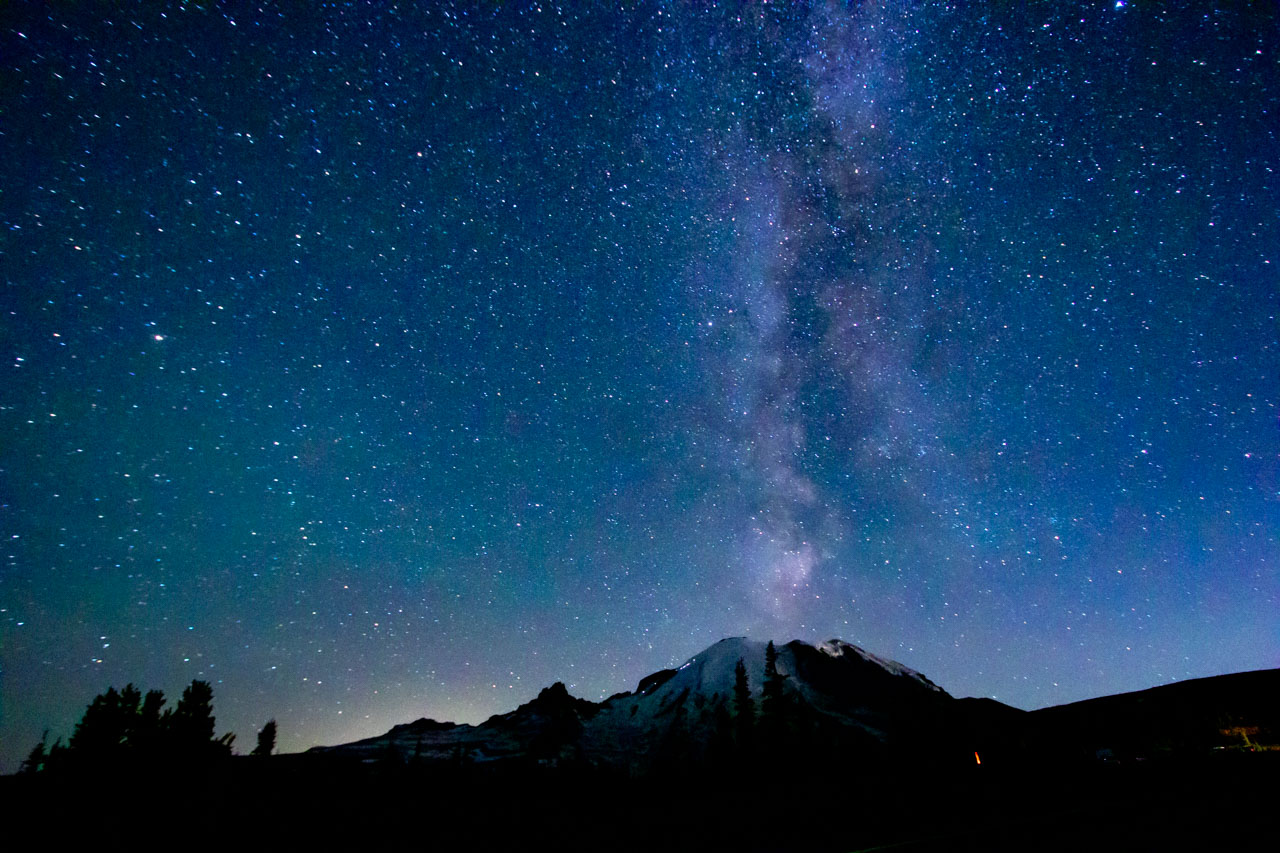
top-left (576, 637), bottom-right (965, 768)
top-left (15, 639), bottom-right (1275, 851)
top-left (313, 637), bottom-right (1279, 777)
top-left (1027, 667), bottom-right (1280, 760)
top-left (312, 637), bottom-right (993, 772)
top-left (311, 680), bottom-right (603, 765)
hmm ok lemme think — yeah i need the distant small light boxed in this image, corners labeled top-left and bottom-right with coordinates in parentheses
top-left (153, 334), bottom-right (165, 341)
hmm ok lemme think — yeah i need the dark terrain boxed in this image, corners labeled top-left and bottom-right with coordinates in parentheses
top-left (7, 640), bottom-right (1276, 850)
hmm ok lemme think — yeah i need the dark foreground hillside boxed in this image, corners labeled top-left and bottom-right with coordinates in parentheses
top-left (4, 747), bottom-right (1274, 851)
top-left (9, 647), bottom-right (1275, 849)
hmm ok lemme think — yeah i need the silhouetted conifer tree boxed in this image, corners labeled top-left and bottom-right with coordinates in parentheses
top-left (761, 641), bottom-right (788, 759)
top-left (708, 699), bottom-right (734, 772)
top-left (171, 680), bottom-right (234, 757)
top-left (134, 689), bottom-right (168, 760)
top-left (20, 731), bottom-right (48, 774)
top-left (252, 719), bottom-right (277, 757)
top-left (69, 685), bottom-right (135, 759)
top-left (47, 679), bottom-right (235, 774)
top-left (762, 642), bottom-right (785, 714)
top-left (171, 681), bottom-right (216, 745)
top-left (733, 657), bottom-right (754, 754)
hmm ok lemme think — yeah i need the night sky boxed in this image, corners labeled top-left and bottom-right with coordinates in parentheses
top-left (2, 1), bottom-right (1277, 771)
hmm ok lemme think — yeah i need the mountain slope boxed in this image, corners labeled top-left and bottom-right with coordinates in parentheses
top-left (1029, 667), bottom-right (1280, 759)
top-left (312, 638), bottom-right (1279, 775)
top-left (312, 637), bottom-right (974, 770)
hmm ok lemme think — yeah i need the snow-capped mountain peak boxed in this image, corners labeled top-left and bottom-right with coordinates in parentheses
top-left (313, 636), bottom-right (955, 769)
top-left (812, 638), bottom-right (945, 692)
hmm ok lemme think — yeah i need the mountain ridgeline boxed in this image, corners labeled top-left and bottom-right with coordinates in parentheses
top-left (309, 637), bottom-right (1277, 777)
top-left (312, 638), bottom-right (959, 773)
top-left (10, 638), bottom-right (1276, 849)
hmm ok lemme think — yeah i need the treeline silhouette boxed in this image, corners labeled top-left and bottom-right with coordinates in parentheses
top-left (7, 661), bottom-right (1277, 850)
top-left (19, 680), bottom-right (275, 777)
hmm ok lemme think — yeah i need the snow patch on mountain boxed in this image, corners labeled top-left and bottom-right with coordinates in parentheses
top-left (814, 638), bottom-right (945, 692)
top-left (312, 636), bottom-right (954, 768)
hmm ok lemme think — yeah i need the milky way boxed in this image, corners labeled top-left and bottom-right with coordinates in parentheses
top-left (2, 2), bottom-right (1277, 770)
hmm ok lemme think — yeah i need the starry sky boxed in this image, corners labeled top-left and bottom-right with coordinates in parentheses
top-left (2, 1), bottom-right (1277, 771)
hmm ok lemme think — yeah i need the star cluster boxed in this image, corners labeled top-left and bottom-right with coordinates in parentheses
top-left (2, 2), bottom-right (1276, 770)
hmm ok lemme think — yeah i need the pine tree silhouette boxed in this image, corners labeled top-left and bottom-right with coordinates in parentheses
top-left (20, 731), bottom-right (48, 774)
top-left (760, 641), bottom-right (788, 760)
top-left (733, 657), bottom-right (754, 756)
top-left (252, 719), bottom-right (277, 757)
top-left (48, 679), bottom-right (236, 774)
